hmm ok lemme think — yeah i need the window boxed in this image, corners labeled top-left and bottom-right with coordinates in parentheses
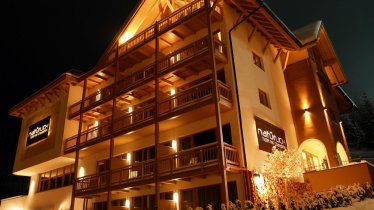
top-left (258, 89), bottom-right (271, 108)
top-left (94, 201), bottom-right (108, 210)
top-left (252, 52), bottom-right (264, 70)
top-left (133, 146), bottom-right (155, 163)
top-left (38, 164), bottom-right (74, 192)
top-left (160, 192), bottom-right (173, 200)
top-left (182, 185), bottom-right (221, 210)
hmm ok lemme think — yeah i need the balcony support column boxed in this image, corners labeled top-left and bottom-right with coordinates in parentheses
top-left (106, 42), bottom-right (120, 210)
top-left (70, 79), bottom-right (87, 210)
top-left (205, 0), bottom-right (229, 206)
top-left (154, 21), bottom-right (161, 210)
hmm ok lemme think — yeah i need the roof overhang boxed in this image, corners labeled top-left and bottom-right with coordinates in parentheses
top-left (225, 0), bottom-right (302, 50)
top-left (8, 71), bottom-right (80, 118)
top-left (332, 86), bottom-right (358, 113)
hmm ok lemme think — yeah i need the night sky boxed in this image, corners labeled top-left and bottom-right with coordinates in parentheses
top-left (0, 0), bottom-right (373, 199)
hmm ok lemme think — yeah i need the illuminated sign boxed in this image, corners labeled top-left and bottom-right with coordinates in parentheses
top-left (255, 116), bottom-right (287, 152)
top-left (27, 116), bottom-right (50, 146)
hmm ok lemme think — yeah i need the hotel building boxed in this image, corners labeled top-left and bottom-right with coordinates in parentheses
top-left (2, 0), bottom-right (372, 209)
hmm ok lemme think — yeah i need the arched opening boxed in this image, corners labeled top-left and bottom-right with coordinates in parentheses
top-left (336, 142), bottom-right (349, 165)
top-left (299, 139), bottom-right (329, 172)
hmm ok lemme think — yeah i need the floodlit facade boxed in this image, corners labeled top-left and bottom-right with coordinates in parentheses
top-left (2, 0), bottom-right (370, 209)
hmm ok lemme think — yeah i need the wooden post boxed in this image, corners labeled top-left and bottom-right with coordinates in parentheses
top-left (106, 42), bottom-right (119, 210)
top-left (70, 78), bottom-right (87, 210)
top-left (205, 0), bottom-right (229, 206)
top-left (154, 21), bottom-right (160, 210)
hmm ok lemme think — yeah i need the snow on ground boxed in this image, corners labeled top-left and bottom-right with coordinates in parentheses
top-left (334, 199), bottom-right (374, 210)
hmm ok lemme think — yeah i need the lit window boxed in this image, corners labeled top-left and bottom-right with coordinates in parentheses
top-left (253, 52), bottom-right (264, 70)
top-left (258, 89), bottom-right (271, 109)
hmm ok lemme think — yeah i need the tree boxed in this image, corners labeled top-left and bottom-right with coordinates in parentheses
top-left (259, 147), bottom-right (304, 209)
top-left (341, 93), bottom-right (374, 149)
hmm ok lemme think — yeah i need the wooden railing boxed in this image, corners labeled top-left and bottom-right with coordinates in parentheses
top-left (73, 143), bottom-right (239, 194)
top-left (64, 123), bottom-right (112, 152)
top-left (158, 37), bottom-right (209, 74)
top-left (111, 160), bottom-right (155, 186)
top-left (159, 80), bottom-right (232, 115)
top-left (118, 25), bottom-right (155, 57)
top-left (224, 143), bottom-right (240, 166)
top-left (158, 0), bottom-right (205, 33)
top-left (68, 37), bottom-right (227, 119)
top-left (113, 103), bottom-right (155, 133)
top-left (75, 171), bottom-right (109, 194)
top-left (69, 84), bottom-right (114, 118)
top-left (158, 142), bottom-right (219, 176)
top-left (116, 64), bottom-right (155, 95)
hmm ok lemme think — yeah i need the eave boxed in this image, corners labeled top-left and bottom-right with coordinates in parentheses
top-left (8, 72), bottom-right (80, 118)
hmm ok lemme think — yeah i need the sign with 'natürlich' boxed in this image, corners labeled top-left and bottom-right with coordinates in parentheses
top-left (255, 116), bottom-right (287, 152)
top-left (27, 116), bottom-right (51, 146)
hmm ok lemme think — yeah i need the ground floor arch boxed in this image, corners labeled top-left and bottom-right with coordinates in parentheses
top-left (336, 141), bottom-right (349, 165)
top-left (299, 139), bottom-right (330, 171)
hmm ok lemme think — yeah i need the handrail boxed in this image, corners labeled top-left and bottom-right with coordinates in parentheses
top-left (116, 64), bottom-right (155, 94)
top-left (64, 122), bottom-right (112, 152)
top-left (113, 103), bottom-right (155, 132)
top-left (111, 159), bottom-right (155, 186)
top-left (158, 37), bottom-right (209, 74)
top-left (68, 84), bottom-right (114, 118)
top-left (158, 0), bottom-right (205, 33)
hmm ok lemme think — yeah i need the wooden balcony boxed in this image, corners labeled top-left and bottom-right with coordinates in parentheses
top-left (69, 84), bottom-right (114, 119)
top-left (112, 103), bottom-right (156, 136)
top-left (75, 171), bottom-right (110, 195)
top-left (116, 64), bottom-right (155, 96)
top-left (105, 0), bottom-right (222, 66)
top-left (68, 36), bottom-right (227, 120)
top-left (64, 123), bottom-right (112, 153)
top-left (64, 81), bottom-right (232, 153)
top-left (74, 143), bottom-right (240, 196)
top-left (158, 80), bottom-right (232, 120)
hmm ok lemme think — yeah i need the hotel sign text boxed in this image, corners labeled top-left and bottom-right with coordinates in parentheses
top-left (255, 116), bottom-right (287, 152)
top-left (27, 116), bottom-right (50, 146)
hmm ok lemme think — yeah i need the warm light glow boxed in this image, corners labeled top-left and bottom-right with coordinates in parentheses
top-left (125, 199), bottom-right (130, 208)
top-left (128, 106), bottom-right (133, 113)
top-left (301, 152), bottom-right (306, 160)
top-left (29, 180), bottom-right (35, 195)
top-left (119, 32), bottom-right (134, 45)
top-left (94, 120), bottom-right (99, 127)
top-left (172, 140), bottom-right (177, 151)
top-left (253, 173), bottom-right (266, 195)
top-left (173, 192), bottom-right (179, 202)
top-left (126, 153), bottom-right (132, 163)
top-left (79, 166), bottom-right (85, 177)
top-left (170, 88), bottom-right (176, 96)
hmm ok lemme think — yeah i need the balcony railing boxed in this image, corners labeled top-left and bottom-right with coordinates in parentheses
top-left (159, 80), bottom-right (232, 115)
top-left (64, 123), bottom-right (112, 152)
top-left (158, 142), bottom-right (219, 177)
top-left (75, 171), bottom-right (109, 194)
top-left (111, 160), bottom-right (155, 187)
top-left (158, 37), bottom-right (209, 74)
top-left (107, 0), bottom-right (221, 64)
top-left (69, 85), bottom-right (114, 118)
top-left (158, 0), bottom-right (205, 33)
top-left (224, 143), bottom-right (240, 166)
top-left (116, 64), bottom-right (155, 95)
top-left (113, 103), bottom-right (155, 134)
top-left (74, 143), bottom-right (239, 194)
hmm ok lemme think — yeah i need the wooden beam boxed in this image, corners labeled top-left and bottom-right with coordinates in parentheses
top-left (95, 74), bottom-right (108, 81)
top-left (273, 48), bottom-right (282, 63)
top-left (248, 26), bottom-right (257, 43)
top-left (281, 50), bottom-right (290, 70)
top-left (160, 78), bottom-right (174, 86)
top-left (262, 40), bottom-right (270, 53)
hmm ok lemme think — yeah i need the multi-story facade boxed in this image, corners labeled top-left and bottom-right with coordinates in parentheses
top-left (2, 0), bottom-right (369, 209)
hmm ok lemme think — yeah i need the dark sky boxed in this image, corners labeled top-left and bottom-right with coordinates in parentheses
top-left (0, 0), bottom-right (373, 199)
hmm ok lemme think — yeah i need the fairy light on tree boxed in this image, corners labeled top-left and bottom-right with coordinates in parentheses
top-left (261, 146), bottom-right (304, 209)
